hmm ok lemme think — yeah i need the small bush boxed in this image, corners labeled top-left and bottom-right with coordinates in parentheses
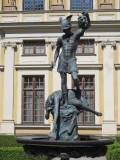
top-left (0, 135), bottom-right (22, 147)
top-left (108, 148), bottom-right (120, 160)
top-left (106, 142), bottom-right (120, 160)
top-left (0, 147), bottom-right (50, 160)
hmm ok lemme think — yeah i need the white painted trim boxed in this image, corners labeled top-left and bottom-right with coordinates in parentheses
top-left (3, 45), bottom-right (15, 121)
top-left (77, 64), bottom-right (103, 70)
top-left (15, 64), bottom-right (51, 70)
top-left (103, 45), bottom-right (114, 121)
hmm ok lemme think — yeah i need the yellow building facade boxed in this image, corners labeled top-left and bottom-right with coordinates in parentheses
top-left (0, 0), bottom-right (120, 135)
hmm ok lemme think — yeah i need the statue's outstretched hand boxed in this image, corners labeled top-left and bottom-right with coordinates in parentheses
top-left (50, 61), bottom-right (56, 70)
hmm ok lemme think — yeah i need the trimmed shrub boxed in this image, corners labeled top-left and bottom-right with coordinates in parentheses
top-left (0, 147), bottom-right (50, 160)
top-left (107, 148), bottom-right (120, 160)
top-left (0, 135), bottom-right (22, 147)
top-left (106, 142), bottom-right (120, 160)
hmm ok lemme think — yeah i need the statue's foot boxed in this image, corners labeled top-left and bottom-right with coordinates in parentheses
top-left (96, 112), bottom-right (102, 116)
top-left (48, 130), bottom-right (57, 140)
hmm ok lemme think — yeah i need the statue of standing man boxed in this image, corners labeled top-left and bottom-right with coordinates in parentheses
top-left (51, 12), bottom-right (91, 105)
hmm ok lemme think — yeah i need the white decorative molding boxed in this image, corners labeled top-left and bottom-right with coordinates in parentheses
top-left (101, 40), bottom-right (116, 48)
top-left (2, 16), bottom-right (17, 23)
top-left (99, 15), bottom-right (114, 21)
top-left (77, 64), bottom-right (103, 70)
top-left (15, 64), bottom-right (51, 70)
top-left (24, 16), bottom-right (42, 22)
top-left (0, 120), bottom-right (14, 134)
top-left (102, 121), bottom-right (117, 135)
top-left (49, 15), bottom-right (65, 22)
top-left (2, 41), bottom-right (16, 49)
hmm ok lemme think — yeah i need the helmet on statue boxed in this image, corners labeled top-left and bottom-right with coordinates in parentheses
top-left (59, 15), bottom-right (72, 30)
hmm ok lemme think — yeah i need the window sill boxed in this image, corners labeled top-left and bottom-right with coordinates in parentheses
top-left (22, 54), bottom-right (47, 57)
top-left (76, 53), bottom-right (96, 56)
top-left (15, 124), bottom-right (50, 129)
top-left (78, 125), bottom-right (102, 130)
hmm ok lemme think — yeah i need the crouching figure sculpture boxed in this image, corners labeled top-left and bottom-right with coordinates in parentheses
top-left (45, 89), bottom-right (102, 141)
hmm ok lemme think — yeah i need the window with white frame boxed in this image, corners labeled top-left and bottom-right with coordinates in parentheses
top-left (22, 76), bottom-right (45, 124)
top-left (23, 40), bottom-right (45, 55)
top-left (76, 39), bottom-right (94, 54)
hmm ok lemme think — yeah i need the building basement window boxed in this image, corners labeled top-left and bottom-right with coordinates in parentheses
top-left (23, 0), bottom-right (44, 11)
top-left (22, 76), bottom-right (45, 124)
top-left (23, 40), bottom-right (45, 55)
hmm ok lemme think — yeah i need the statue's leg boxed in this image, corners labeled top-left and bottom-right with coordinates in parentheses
top-left (60, 72), bottom-right (68, 104)
top-left (71, 72), bottom-right (81, 98)
top-left (69, 98), bottom-right (102, 116)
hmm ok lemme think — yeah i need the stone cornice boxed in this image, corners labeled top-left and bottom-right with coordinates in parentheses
top-left (15, 64), bottom-right (51, 70)
top-left (0, 21), bottom-right (120, 31)
top-left (77, 64), bottom-right (103, 70)
top-left (0, 9), bottom-right (120, 14)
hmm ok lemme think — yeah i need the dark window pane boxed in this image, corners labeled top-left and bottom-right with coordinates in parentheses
top-left (71, 0), bottom-right (93, 10)
top-left (24, 0), bottom-right (44, 11)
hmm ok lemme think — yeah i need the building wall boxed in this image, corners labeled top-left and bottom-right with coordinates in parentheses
top-left (0, 0), bottom-right (120, 135)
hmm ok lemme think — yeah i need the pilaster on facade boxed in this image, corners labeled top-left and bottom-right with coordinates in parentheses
top-left (45, 0), bottom-right (50, 10)
top-left (0, 42), bottom-right (17, 134)
top-left (102, 40), bottom-right (117, 135)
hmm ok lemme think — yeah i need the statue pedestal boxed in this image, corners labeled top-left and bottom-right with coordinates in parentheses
top-left (51, 4), bottom-right (64, 10)
top-left (3, 5), bottom-right (17, 11)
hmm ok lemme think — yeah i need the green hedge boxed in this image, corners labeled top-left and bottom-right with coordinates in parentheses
top-left (0, 135), bottom-right (22, 147)
top-left (0, 147), bottom-right (50, 160)
top-left (106, 142), bottom-right (120, 160)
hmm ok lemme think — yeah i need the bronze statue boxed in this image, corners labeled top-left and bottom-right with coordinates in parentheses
top-left (51, 12), bottom-right (91, 105)
top-left (45, 89), bottom-right (102, 140)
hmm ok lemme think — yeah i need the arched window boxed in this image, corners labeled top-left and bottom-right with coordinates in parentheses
top-left (71, 0), bottom-right (93, 10)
